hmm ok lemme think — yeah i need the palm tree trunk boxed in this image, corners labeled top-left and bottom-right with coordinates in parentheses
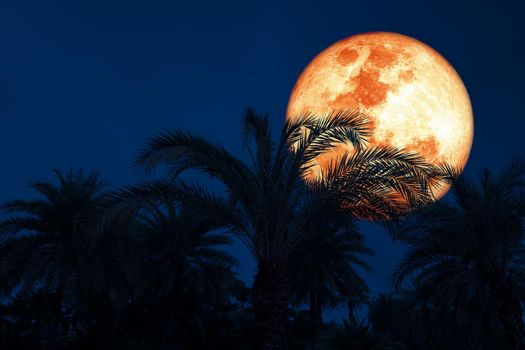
top-left (48, 284), bottom-right (65, 350)
top-left (309, 291), bottom-right (322, 333)
top-left (347, 300), bottom-right (356, 321)
top-left (252, 261), bottom-right (289, 350)
top-left (490, 276), bottom-right (525, 349)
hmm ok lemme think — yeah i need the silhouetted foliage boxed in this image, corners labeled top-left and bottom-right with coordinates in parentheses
top-left (287, 213), bottom-right (372, 334)
top-left (104, 109), bottom-right (444, 349)
top-left (389, 158), bottom-right (525, 349)
top-left (0, 112), bottom-right (523, 350)
top-left (0, 169), bottom-right (130, 348)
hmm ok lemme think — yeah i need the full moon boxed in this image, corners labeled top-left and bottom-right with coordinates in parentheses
top-left (287, 32), bottom-right (473, 199)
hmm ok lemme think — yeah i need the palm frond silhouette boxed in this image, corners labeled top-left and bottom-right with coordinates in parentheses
top-left (104, 108), bottom-right (446, 349)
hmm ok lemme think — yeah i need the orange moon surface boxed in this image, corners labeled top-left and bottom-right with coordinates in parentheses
top-left (287, 32), bottom-right (473, 199)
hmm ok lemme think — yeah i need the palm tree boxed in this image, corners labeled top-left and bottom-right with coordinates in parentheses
top-left (368, 283), bottom-right (497, 350)
top-left (390, 158), bottom-right (525, 349)
top-left (62, 202), bottom-right (242, 350)
top-left (128, 203), bottom-right (240, 347)
top-left (287, 213), bottom-right (372, 333)
top-left (105, 109), bottom-right (446, 349)
top-left (368, 286), bottom-right (437, 349)
top-left (0, 169), bottom-right (126, 346)
top-left (135, 203), bottom-right (238, 308)
top-left (318, 318), bottom-right (387, 350)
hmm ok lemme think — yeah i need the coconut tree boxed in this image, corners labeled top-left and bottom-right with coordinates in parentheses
top-left (0, 169), bottom-right (127, 346)
top-left (287, 213), bottom-right (372, 333)
top-left (390, 158), bottom-right (525, 349)
top-left (105, 109), bottom-right (446, 350)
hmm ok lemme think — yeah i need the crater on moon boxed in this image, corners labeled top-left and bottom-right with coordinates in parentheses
top-left (287, 32), bottom-right (474, 199)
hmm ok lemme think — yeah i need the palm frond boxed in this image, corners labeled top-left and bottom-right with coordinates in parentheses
top-left (241, 107), bottom-right (273, 176)
top-left (287, 110), bottom-right (371, 173)
top-left (317, 146), bottom-right (448, 221)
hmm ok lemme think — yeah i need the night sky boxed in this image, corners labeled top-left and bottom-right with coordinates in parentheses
top-left (1, 0), bottom-right (524, 320)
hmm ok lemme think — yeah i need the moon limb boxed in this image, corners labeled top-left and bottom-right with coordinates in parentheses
top-left (287, 32), bottom-right (474, 200)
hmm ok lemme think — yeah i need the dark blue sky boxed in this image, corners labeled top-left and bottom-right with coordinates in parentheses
top-left (1, 0), bottom-right (524, 320)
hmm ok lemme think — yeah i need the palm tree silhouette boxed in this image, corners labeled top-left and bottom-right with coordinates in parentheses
top-left (135, 203), bottom-right (238, 309)
top-left (319, 317), bottom-right (381, 350)
top-left (287, 213), bottom-right (372, 333)
top-left (0, 169), bottom-right (126, 347)
top-left (87, 203), bottom-right (241, 349)
top-left (368, 282), bottom-right (501, 349)
top-left (105, 109), bottom-right (446, 349)
top-left (368, 285), bottom-right (439, 349)
top-left (390, 158), bottom-right (525, 349)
